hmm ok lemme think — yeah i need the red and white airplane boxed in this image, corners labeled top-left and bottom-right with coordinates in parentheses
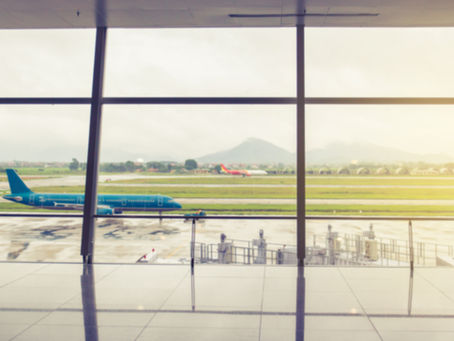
top-left (220, 164), bottom-right (267, 176)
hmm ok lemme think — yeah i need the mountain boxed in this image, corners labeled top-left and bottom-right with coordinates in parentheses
top-left (307, 142), bottom-right (454, 165)
top-left (196, 138), bottom-right (296, 164)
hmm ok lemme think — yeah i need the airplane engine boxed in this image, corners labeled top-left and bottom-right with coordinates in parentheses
top-left (96, 207), bottom-right (114, 215)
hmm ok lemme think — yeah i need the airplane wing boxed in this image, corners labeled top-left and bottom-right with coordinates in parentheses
top-left (246, 170), bottom-right (267, 175)
top-left (53, 202), bottom-right (84, 210)
top-left (52, 202), bottom-right (115, 215)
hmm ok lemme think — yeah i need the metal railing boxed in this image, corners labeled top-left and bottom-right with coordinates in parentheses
top-left (2, 212), bottom-right (454, 268)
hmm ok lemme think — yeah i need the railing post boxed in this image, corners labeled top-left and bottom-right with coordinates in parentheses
top-left (408, 220), bottom-right (414, 271)
top-left (380, 240), bottom-right (383, 266)
top-left (191, 218), bottom-right (196, 273)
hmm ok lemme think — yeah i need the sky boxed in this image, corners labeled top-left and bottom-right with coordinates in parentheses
top-left (2, 28), bottom-right (454, 162)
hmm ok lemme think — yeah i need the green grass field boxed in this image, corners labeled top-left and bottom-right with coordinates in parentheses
top-left (307, 176), bottom-right (454, 186)
top-left (4, 201), bottom-right (454, 216)
top-left (31, 185), bottom-right (297, 199)
top-left (307, 187), bottom-right (454, 200)
top-left (27, 184), bottom-right (454, 200)
top-left (5, 174), bottom-right (454, 216)
top-left (306, 204), bottom-right (454, 216)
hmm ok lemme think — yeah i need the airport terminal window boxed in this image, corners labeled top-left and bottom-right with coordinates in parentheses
top-left (306, 104), bottom-right (454, 266)
top-left (0, 29), bottom-right (95, 97)
top-left (104, 28), bottom-right (296, 97)
top-left (4, 27), bottom-right (453, 265)
top-left (1, 105), bottom-right (89, 262)
top-left (94, 104), bottom-right (296, 264)
top-left (305, 28), bottom-right (454, 97)
top-left (0, 105), bottom-right (90, 170)
top-left (306, 104), bottom-right (454, 158)
top-left (100, 105), bottom-right (296, 165)
top-left (0, 217), bottom-right (83, 262)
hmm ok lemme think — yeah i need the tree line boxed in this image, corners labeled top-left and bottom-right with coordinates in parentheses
top-left (68, 158), bottom-right (199, 173)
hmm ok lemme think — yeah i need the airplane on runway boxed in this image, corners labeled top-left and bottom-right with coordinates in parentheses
top-left (220, 164), bottom-right (267, 176)
top-left (2, 169), bottom-right (182, 215)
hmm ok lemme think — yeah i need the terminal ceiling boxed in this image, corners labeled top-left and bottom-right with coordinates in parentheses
top-left (0, 0), bottom-right (454, 29)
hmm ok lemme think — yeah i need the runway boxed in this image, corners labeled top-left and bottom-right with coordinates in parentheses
top-left (0, 174), bottom-right (293, 190)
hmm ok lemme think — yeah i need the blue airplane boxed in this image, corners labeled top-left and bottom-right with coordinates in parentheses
top-left (2, 169), bottom-right (182, 215)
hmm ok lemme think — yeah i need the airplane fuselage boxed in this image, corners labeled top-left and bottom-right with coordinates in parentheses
top-left (220, 164), bottom-right (267, 176)
top-left (3, 192), bottom-right (181, 214)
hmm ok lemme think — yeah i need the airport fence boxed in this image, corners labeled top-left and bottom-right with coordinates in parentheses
top-left (2, 213), bottom-right (454, 268)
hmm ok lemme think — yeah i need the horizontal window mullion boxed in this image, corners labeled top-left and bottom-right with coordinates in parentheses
top-left (102, 97), bottom-right (297, 105)
top-left (2, 97), bottom-right (454, 105)
top-left (0, 98), bottom-right (91, 104)
top-left (0, 213), bottom-right (83, 218)
top-left (306, 98), bottom-right (454, 105)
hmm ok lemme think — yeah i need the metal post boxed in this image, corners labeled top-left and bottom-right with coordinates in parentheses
top-left (191, 263), bottom-right (195, 311)
top-left (191, 218), bottom-right (196, 273)
top-left (81, 27), bottom-right (107, 264)
top-left (297, 25), bottom-right (306, 267)
top-left (408, 220), bottom-right (414, 271)
top-left (408, 267), bottom-right (414, 316)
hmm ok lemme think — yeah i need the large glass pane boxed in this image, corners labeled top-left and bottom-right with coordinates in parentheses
top-left (0, 29), bottom-right (95, 97)
top-left (104, 28), bottom-right (296, 97)
top-left (0, 217), bottom-right (82, 262)
top-left (307, 219), bottom-right (454, 267)
top-left (94, 104), bottom-right (296, 263)
top-left (306, 28), bottom-right (454, 97)
top-left (0, 105), bottom-right (90, 213)
top-left (97, 104), bottom-right (296, 216)
top-left (94, 217), bottom-right (297, 264)
top-left (100, 104), bottom-right (296, 162)
top-left (306, 105), bottom-right (454, 267)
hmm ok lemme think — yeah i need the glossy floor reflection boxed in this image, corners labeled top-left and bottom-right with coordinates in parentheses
top-left (2, 263), bottom-right (454, 340)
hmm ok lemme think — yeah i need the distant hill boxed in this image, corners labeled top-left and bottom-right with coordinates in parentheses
top-left (307, 142), bottom-right (454, 165)
top-left (196, 138), bottom-right (296, 164)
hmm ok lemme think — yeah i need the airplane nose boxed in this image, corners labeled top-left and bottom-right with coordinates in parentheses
top-left (175, 202), bottom-right (182, 209)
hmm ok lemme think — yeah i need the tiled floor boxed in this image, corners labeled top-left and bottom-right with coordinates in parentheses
top-left (1, 263), bottom-right (454, 340)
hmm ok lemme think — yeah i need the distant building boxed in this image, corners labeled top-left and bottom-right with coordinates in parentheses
top-left (376, 167), bottom-right (390, 175)
top-left (412, 167), bottom-right (439, 175)
top-left (395, 167), bottom-right (409, 175)
top-left (319, 168), bottom-right (332, 175)
top-left (356, 167), bottom-right (370, 175)
top-left (336, 167), bottom-right (350, 175)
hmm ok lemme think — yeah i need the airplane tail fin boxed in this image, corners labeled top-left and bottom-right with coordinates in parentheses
top-left (6, 169), bottom-right (32, 194)
top-left (220, 164), bottom-right (229, 173)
